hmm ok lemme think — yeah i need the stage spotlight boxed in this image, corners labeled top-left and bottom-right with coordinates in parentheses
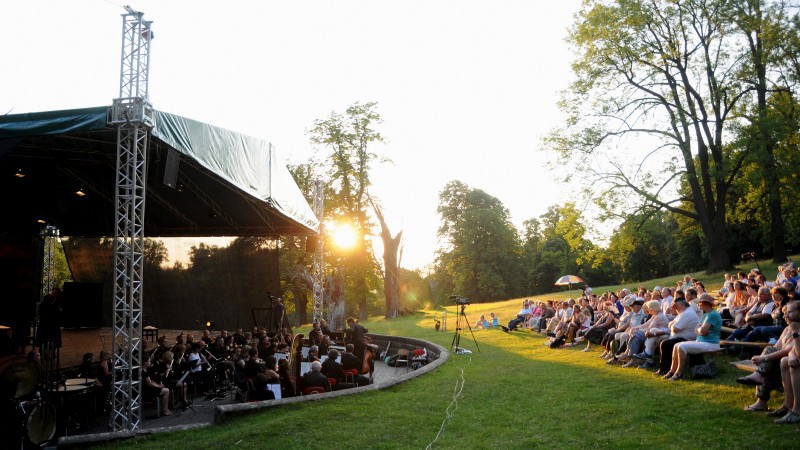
top-left (205, 321), bottom-right (215, 329)
top-left (75, 188), bottom-right (86, 197)
top-left (14, 168), bottom-right (25, 178)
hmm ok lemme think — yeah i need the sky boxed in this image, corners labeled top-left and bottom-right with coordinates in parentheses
top-left (2, 0), bottom-right (586, 270)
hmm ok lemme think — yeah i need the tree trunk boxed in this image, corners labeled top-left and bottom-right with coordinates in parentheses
top-left (371, 198), bottom-right (402, 318)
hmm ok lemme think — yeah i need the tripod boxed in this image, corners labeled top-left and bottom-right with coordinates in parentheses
top-left (450, 302), bottom-right (480, 354)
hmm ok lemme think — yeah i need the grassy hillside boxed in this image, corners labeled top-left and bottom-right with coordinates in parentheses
top-left (102, 256), bottom-right (799, 449)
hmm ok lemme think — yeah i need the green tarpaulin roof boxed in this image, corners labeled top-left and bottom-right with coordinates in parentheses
top-left (0, 106), bottom-right (318, 237)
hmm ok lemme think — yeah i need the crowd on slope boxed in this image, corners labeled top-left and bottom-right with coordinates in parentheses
top-left (497, 266), bottom-right (800, 425)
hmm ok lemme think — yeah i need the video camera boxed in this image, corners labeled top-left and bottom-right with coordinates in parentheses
top-left (449, 295), bottom-right (471, 306)
top-left (741, 251), bottom-right (757, 260)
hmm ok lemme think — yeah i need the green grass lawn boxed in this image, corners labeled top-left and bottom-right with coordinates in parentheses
top-left (102, 257), bottom-right (800, 449)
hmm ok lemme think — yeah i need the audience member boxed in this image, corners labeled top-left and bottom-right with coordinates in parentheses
top-left (664, 293), bottom-right (722, 381)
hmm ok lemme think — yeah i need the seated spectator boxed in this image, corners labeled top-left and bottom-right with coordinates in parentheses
top-left (730, 286), bottom-right (775, 342)
top-left (502, 302), bottom-right (533, 332)
top-left (489, 312), bottom-right (499, 328)
top-left (739, 300), bottom-right (798, 413)
top-left (663, 293), bottom-right (722, 381)
top-left (741, 286), bottom-right (790, 343)
top-left (655, 298), bottom-right (700, 375)
top-left (607, 298), bottom-right (647, 363)
top-left (775, 312), bottom-right (800, 423)
top-left (474, 315), bottom-right (489, 329)
top-left (566, 309), bottom-right (592, 346)
top-left (578, 302), bottom-right (616, 352)
top-left (622, 300), bottom-right (669, 367)
top-left (601, 296), bottom-right (634, 358)
top-left (247, 372), bottom-right (276, 401)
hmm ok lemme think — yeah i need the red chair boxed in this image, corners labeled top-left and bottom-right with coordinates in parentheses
top-left (327, 377), bottom-right (337, 388)
top-left (303, 386), bottom-right (325, 395)
top-left (344, 369), bottom-right (358, 383)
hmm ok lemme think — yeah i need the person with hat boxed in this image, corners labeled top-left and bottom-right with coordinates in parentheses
top-left (606, 297), bottom-right (647, 364)
top-left (663, 293), bottom-right (722, 381)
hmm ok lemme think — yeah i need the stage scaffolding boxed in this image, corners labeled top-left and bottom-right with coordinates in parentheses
top-left (107, 6), bottom-right (153, 432)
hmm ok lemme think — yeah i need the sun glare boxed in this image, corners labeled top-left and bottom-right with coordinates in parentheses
top-left (330, 222), bottom-right (357, 249)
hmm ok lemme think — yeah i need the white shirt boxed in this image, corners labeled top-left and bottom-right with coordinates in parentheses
top-left (670, 308), bottom-right (701, 340)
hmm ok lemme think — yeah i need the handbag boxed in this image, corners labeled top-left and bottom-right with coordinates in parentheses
top-left (690, 360), bottom-right (716, 379)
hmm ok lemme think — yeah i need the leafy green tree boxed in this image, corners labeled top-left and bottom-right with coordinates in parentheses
top-left (435, 181), bottom-right (523, 302)
top-left (731, 0), bottom-right (799, 262)
top-left (548, 0), bottom-right (771, 272)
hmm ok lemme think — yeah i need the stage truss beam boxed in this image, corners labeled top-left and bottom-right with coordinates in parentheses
top-left (108, 6), bottom-right (153, 432)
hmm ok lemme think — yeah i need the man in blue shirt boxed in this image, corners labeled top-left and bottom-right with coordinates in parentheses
top-left (502, 301), bottom-right (533, 332)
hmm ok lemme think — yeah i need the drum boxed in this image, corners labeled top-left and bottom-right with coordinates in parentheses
top-left (57, 384), bottom-right (90, 393)
top-left (26, 403), bottom-right (56, 445)
top-left (65, 378), bottom-right (96, 387)
top-left (0, 356), bottom-right (40, 399)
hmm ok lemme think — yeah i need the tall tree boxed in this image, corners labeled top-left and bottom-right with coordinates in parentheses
top-left (308, 101), bottom-right (386, 320)
top-left (436, 181), bottom-right (522, 301)
top-left (732, 0), bottom-right (797, 262)
top-left (549, 0), bottom-right (759, 272)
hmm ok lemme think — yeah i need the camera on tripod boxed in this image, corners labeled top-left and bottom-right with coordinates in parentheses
top-left (742, 251), bottom-right (757, 260)
top-left (449, 295), bottom-right (471, 306)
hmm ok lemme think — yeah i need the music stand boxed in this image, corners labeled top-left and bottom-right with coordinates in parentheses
top-left (176, 363), bottom-right (199, 414)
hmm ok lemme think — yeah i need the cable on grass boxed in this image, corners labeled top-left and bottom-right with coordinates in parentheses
top-left (425, 355), bottom-right (471, 449)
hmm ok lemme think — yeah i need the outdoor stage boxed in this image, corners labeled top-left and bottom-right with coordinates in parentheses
top-left (3, 327), bottom-right (435, 446)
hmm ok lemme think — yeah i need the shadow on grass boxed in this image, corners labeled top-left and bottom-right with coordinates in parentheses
top-left (99, 317), bottom-right (798, 450)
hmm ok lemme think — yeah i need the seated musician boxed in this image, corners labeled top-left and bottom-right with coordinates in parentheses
top-left (78, 353), bottom-right (95, 380)
top-left (277, 358), bottom-right (295, 398)
top-left (247, 373), bottom-right (275, 401)
top-left (318, 335), bottom-right (333, 357)
top-left (243, 347), bottom-right (263, 381)
top-left (301, 361), bottom-right (330, 392)
top-left (341, 344), bottom-right (370, 386)
top-left (188, 341), bottom-right (213, 395)
top-left (257, 336), bottom-right (274, 360)
top-left (156, 350), bottom-right (189, 410)
top-left (142, 359), bottom-right (172, 416)
top-left (306, 345), bottom-right (321, 363)
top-left (150, 335), bottom-right (169, 365)
top-left (321, 349), bottom-right (356, 391)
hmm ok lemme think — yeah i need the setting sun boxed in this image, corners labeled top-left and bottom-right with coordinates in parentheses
top-left (330, 222), bottom-right (357, 249)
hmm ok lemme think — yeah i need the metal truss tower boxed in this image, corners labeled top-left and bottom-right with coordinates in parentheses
top-left (108, 6), bottom-right (154, 432)
top-left (312, 180), bottom-right (324, 323)
top-left (40, 225), bottom-right (59, 299)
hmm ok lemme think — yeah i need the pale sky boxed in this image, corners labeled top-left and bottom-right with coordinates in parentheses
top-left (2, 0), bottom-right (585, 270)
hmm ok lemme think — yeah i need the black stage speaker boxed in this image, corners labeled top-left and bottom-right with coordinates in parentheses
top-left (162, 148), bottom-right (180, 188)
top-left (62, 282), bottom-right (103, 328)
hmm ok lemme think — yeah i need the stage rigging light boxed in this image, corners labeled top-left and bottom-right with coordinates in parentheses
top-left (14, 169), bottom-right (25, 178)
top-left (75, 188), bottom-right (86, 197)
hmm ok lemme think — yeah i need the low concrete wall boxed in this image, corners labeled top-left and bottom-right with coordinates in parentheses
top-left (214, 334), bottom-right (449, 424)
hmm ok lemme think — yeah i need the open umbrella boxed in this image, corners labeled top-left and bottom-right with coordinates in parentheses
top-left (554, 275), bottom-right (585, 291)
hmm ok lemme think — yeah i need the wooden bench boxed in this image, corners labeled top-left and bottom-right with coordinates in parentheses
top-left (720, 340), bottom-right (769, 348)
top-left (730, 359), bottom-right (756, 372)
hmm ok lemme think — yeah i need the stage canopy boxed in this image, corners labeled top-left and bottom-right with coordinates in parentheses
top-left (0, 106), bottom-right (319, 237)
